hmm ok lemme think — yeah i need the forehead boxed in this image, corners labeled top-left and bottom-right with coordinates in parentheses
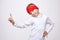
top-left (30, 9), bottom-right (39, 14)
top-left (31, 9), bottom-right (39, 12)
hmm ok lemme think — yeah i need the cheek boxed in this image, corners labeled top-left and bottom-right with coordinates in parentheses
top-left (31, 11), bottom-right (39, 16)
top-left (32, 12), bottom-right (37, 15)
top-left (31, 13), bottom-right (36, 17)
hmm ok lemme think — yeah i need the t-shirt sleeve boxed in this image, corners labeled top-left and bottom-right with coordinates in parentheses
top-left (13, 19), bottom-right (33, 28)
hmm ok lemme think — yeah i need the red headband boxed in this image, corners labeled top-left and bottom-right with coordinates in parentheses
top-left (26, 5), bottom-right (39, 14)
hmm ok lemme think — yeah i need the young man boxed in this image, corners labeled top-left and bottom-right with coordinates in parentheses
top-left (8, 3), bottom-right (54, 40)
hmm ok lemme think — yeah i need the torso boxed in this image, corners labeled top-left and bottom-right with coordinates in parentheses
top-left (29, 13), bottom-right (48, 40)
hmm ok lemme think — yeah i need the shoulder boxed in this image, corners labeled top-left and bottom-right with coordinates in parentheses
top-left (41, 13), bottom-right (48, 19)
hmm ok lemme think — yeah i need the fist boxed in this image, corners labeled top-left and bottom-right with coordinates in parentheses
top-left (43, 31), bottom-right (48, 37)
top-left (8, 16), bottom-right (15, 25)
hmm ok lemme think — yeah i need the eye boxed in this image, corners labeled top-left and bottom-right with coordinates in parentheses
top-left (30, 11), bottom-right (34, 14)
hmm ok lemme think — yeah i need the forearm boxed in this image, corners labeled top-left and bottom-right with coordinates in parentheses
top-left (13, 22), bottom-right (33, 28)
top-left (46, 23), bottom-right (54, 33)
top-left (13, 23), bottom-right (26, 28)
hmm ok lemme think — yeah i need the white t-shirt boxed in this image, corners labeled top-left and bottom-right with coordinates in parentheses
top-left (14, 13), bottom-right (54, 40)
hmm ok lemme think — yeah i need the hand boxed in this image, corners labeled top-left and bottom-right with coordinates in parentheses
top-left (8, 14), bottom-right (15, 25)
top-left (43, 31), bottom-right (48, 37)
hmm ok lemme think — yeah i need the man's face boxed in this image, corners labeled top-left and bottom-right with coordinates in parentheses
top-left (30, 9), bottom-right (40, 17)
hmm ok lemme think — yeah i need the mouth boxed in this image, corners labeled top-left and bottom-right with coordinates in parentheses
top-left (32, 14), bottom-right (38, 17)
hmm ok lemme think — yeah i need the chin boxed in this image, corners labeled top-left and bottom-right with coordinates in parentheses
top-left (33, 15), bottom-right (38, 17)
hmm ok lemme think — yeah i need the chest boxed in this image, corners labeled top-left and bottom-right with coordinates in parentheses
top-left (30, 17), bottom-right (46, 31)
top-left (32, 17), bottom-right (46, 26)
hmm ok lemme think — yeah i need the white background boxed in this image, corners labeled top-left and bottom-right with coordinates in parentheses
top-left (0, 0), bottom-right (60, 40)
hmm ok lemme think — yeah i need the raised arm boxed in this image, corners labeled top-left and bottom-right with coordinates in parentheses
top-left (13, 21), bottom-right (34, 28)
top-left (8, 14), bottom-right (33, 28)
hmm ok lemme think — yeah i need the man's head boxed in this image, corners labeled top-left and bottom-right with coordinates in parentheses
top-left (26, 3), bottom-right (40, 17)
